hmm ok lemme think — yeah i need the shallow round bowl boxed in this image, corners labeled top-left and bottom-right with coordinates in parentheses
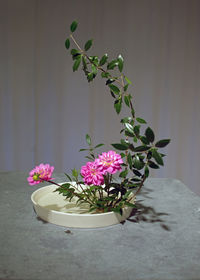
top-left (31, 183), bottom-right (134, 228)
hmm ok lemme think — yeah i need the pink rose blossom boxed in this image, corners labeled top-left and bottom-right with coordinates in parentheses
top-left (96, 150), bottom-right (123, 175)
top-left (81, 161), bottom-right (104, 186)
top-left (27, 163), bottom-right (54, 186)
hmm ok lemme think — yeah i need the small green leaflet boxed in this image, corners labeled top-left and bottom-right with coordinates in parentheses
top-left (152, 149), bottom-right (164, 166)
top-left (84, 39), bottom-right (93, 51)
top-left (99, 54), bottom-right (108, 66)
top-left (114, 99), bottom-right (122, 114)
top-left (86, 134), bottom-right (91, 146)
top-left (124, 76), bottom-right (132, 84)
top-left (111, 143), bottom-right (129, 150)
top-left (109, 84), bottom-right (120, 94)
top-left (65, 38), bottom-right (70, 49)
top-left (73, 56), bottom-right (81, 71)
top-left (94, 143), bottom-right (104, 148)
top-left (118, 54), bottom-right (124, 72)
top-left (107, 60), bottom-right (118, 70)
top-left (70, 21), bottom-right (78, 32)
top-left (125, 123), bottom-right (134, 134)
top-left (145, 127), bottom-right (155, 143)
top-left (136, 117), bottom-right (146, 124)
top-left (119, 169), bottom-right (128, 178)
top-left (155, 139), bottom-right (170, 148)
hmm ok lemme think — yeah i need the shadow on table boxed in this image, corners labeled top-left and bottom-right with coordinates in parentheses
top-left (127, 200), bottom-right (171, 231)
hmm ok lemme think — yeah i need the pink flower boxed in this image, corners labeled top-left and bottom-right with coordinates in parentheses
top-left (81, 161), bottom-right (104, 186)
top-left (96, 150), bottom-right (123, 175)
top-left (27, 163), bottom-right (54, 186)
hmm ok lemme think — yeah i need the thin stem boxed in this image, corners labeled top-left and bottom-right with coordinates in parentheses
top-left (70, 34), bottom-right (83, 53)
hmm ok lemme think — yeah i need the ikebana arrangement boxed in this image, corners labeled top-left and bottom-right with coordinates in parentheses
top-left (28, 21), bottom-right (170, 217)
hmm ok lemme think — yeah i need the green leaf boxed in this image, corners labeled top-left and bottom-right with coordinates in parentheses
top-left (65, 38), bottom-right (70, 49)
top-left (71, 49), bottom-right (79, 55)
top-left (133, 156), bottom-right (145, 170)
top-left (107, 60), bottom-right (118, 70)
top-left (124, 84), bottom-right (129, 91)
top-left (133, 125), bottom-right (140, 136)
top-left (131, 108), bottom-right (135, 118)
top-left (87, 72), bottom-right (95, 82)
top-left (119, 169), bottom-right (128, 178)
top-left (84, 39), bottom-right (93, 51)
top-left (111, 143), bottom-right (129, 150)
top-left (124, 95), bottom-right (130, 107)
top-left (73, 56), bottom-right (81, 71)
top-left (70, 21), bottom-right (78, 32)
top-left (140, 136), bottom-right (149, 145)
top-left (72, 168), bottom-right (78, 178)
top-left (118, 54), bottom-right (124, 72)
top-left (145, 127), bottom-right (155, 143)
top-left (64, 173), bottom-right (72, 182)
top-left (134, 145), bottom-right (150, 152)
top-left (89, 56), bottom-right (99, 66)
top-left (123, 190), bottom-right (132, 199)
top-left (86, 134), bottom-right (91, 146)
top-left (121, 117), bottom-right (132, 124)
top-left (79, 148), bottom-right (88, 152)
top-left (148, 160), bottom-right (159, 169)
top-left (125, 123), bottom-right (134, 134)
top-left (155, 139), bottom-right (171, 148)
top-left (114, 99), bottom-right (122, 114)
top-left (132, 169), bottom-right (142, 177)
top-left (99, 54), bottom-right (108, 66)
top-left (91, 64), bottom-right (97, 75)
top-left (106, 79), bottom-right (114, 85)
top-left (82, 56), bottom-right (87, 69)
top-left (133, 136), bottom-right (138, 143)
top-left (125, 76), bottom-right (132, 84)
top-left (152, 149), bottom-right (164, 166)
top-left (144, 166), bottom-right (149, 177)
top-left (136, 117), bottom-right (146, 124)
top-left (127, 153), bottom-right (133, 169)
top-left (125, 201), bottom-right (135, 208)
top-left (94, 143), bottom-right (104, 149)
top-left (109, 84), bottom-right (120, 95)
top-left (147, 151), bottom-right (152, 159)
top-left (101, 72), bottom-right (110, 78)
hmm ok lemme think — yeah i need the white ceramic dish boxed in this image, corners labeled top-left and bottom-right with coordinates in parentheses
top-left (31, 183), bottom-right (134, 228)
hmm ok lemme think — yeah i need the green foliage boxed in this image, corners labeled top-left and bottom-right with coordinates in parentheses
top-left (70, 21), bottom-right (78, 32)
top-left (118, 54), bottom-right (124, 72)
top-left (145, 127), bottom-right (155, 143)
top-left (114, 98), bottom-right (122, 114)
top-left (61, 20), bottom-right (170, 214)
top-left (65, 38), bottom-right (70, 49)
top-left (155, 139), bottom-right (170, 148)
top-left (73, 56), bottom-right (81, 71)
top-left (84, 39), bottom-right (93, 51)
top-left (109, 84), bottom-right (120, 95)
top-left (100, 54), bottom-right (108, 66)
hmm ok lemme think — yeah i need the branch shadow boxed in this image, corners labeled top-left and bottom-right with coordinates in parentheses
top-left (126, 200), bottom-right (171, 231)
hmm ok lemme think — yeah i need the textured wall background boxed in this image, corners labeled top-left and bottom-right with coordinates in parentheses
top-left (0, 0), bottom-right (200, 194)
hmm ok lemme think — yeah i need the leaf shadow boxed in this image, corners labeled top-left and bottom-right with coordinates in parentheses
top-left (126, 200), bottom-right (171, 231)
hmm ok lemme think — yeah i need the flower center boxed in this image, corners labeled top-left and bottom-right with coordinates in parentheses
top-left (103, 159), bottom-right (114, 166)
top-left (91, 168), bottom-right (97, 175)
top-left (33, 173), bottom-right (40, 181)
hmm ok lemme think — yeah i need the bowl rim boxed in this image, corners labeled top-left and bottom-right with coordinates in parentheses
top-left (31, 183), bottom-right (134, 217)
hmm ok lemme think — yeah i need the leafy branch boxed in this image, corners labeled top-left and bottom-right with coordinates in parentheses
top-left (55, 20), bottom-right (171, 214)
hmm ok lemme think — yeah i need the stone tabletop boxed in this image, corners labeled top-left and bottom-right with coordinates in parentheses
top-left (0, 172), bottom-right (200, 280)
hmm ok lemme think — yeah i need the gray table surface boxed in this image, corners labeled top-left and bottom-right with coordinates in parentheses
top-left (0, 172), bottom-right (200, 280)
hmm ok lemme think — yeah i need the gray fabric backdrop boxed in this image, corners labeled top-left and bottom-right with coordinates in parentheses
top-left (0, 0), bottom-right (200, 194)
